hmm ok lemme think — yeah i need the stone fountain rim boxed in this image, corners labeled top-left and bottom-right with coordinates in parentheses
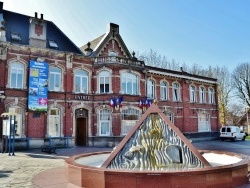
top-left (65, 150), bottom-right (249, 173)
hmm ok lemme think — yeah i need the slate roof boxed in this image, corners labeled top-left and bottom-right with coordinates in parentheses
top-left (80, 34), bottom-right (105, 54)
top-left (2, 9), bottom-right (83, 54)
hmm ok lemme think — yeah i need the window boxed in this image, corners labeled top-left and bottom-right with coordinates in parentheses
top-left (99, 109), bottom-right (111, 136)
top-left (10, 62), bottom-right (24, 89)
top-left (147, 79), bottom-right (155, 99)
top-left (121, 108), bottom-right (140, 135)
top-left (11, 32), bottom-right (21, 42)
top-left (121, 72), bottom-right (138, 95)
top-left (208, 88), bottom-right (215, 104)
top-left (9, 107), bottom-right (22, 138)
top-left (165, 112), bottom-right (174, 123)
top-left (160, 81), bottom-right (168, 100)
top-left (48, 40), bottom-right (58, 49)
top-left (173, 83), bottom-right (180, 101)
top-left (199, 86), bottom-right (206, 103)
top-left (74, 70), bottom-right (88, 93)
top-left (49, 67), bottom-right (61, 91)
top-left (99, 71), bottom-right (110, 93)
top-left (48, 108), bottom-right (61, 137)
top-left (109, 51), bottom-right (117, 61)
top-left (190, 85), bottom-right (196, 103)
top-left (198, 113), bottom-right (210, 132)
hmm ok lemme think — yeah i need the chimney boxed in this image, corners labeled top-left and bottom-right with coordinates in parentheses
top-left (35, 12), bottom-right (37, 18)
top-left (40, 14), bottom-right (43, 20)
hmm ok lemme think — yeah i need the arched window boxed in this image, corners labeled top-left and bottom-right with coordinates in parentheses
top-left (160, 81), bottom-right (168, 100)
top-left (48, 108), bottom-right (62, 137)
top-left (173, 83), bottom-right (180, 101)
top-left (121, 72), bottom-right (138, 95)
top-left (9, 62), bottom-right (24, 89)
top-left (199, 86), bottom-right (206, 103)
top-left (208, 88), bottom-right (215, 104)
top-left (49, 67), bottom-right (61, 91)
top-left (190, 85), bottom-right (196, 102)
top-left (74, 69), bottom-right (89, 93)
top-left (99, 109), bottom-right (111, 136)
top-left (121, 108), bottom-right (140, 135)
top-left (109, 51), bottom-right (117, 61)
top-left (99, 71), bottom-right (110, 93)
top-left (147, 79), bottom-right (155, 99)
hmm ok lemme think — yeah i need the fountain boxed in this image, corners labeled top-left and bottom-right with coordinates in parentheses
top-left (65, 104), bottom-right (249, 188)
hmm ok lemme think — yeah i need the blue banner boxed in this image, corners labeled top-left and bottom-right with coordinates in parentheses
top-left (28, 60), bottom-right (48, 112)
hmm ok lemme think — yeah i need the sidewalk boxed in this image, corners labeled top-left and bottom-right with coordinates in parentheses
top-left (0, 147), bottom-right (112, 188)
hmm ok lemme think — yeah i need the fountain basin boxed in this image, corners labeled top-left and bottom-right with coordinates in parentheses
top-left (65, 150), bottom-right (249, 188)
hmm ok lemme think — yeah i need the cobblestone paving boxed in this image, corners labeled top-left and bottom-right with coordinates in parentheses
top-left (0, 152), bottom-right (65, 188)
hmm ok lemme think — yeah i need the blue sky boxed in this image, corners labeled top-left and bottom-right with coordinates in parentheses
top-left (2, 0), bottom-right (250, 72)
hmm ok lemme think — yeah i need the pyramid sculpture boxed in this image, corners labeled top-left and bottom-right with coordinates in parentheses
top-left (102, 104), bottom-right (211, 170)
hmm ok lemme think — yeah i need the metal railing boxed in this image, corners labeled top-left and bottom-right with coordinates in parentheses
top-left (92, 56), bottom-right (145, 67)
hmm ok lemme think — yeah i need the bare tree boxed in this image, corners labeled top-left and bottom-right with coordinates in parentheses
top-left (232, 62), bottom-right (250, 108)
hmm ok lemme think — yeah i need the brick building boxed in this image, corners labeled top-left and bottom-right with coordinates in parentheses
top-left (0, 2), bottom-right (219, 149)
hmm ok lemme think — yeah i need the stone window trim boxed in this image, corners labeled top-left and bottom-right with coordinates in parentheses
top-left (7, 59), bottom-right (28, 89)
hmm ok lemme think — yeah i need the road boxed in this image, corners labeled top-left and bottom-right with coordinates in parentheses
top-left (193, 140), bottom-right (250, 155)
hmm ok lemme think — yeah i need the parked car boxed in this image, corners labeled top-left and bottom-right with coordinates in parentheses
top-left (220, 126), bottom-right (246, 141)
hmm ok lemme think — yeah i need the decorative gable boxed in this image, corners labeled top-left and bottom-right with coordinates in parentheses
top-left (102, 104), bottom-right (210, 170)
top-left (83, 23), bottom-right (132, 59)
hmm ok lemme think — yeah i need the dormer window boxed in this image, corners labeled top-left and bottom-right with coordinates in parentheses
top-left (48, 40), bottom-right (58, 49)
top-left (11, 32), bottom-right (21, 42)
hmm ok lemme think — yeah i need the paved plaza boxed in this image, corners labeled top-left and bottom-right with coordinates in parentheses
top-left (0, 141), bottom-right (250, 187)
top-left (0, 147), bottom-right (112, 188)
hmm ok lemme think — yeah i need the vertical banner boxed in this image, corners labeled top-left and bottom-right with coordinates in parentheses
top-left (28, 60), bottom-right (48, 112)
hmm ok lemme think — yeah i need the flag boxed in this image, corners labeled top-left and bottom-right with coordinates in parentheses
top-left (145, 99), bottom-right (151, 108)
top-left (110, 98), bottom-right (115, 107)
top-left (119, 96), bottom-right (123, 107)
top-left (139, 99), bottom-right (143, 109)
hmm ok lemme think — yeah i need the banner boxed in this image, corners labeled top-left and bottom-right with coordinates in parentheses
top-left (28, 60), bottom-right (48, 112)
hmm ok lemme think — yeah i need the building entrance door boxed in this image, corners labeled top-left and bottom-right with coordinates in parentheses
top-left (75, 108), bottom-right (88, 146)
top-left (76, 118), bottom-right (87, 146)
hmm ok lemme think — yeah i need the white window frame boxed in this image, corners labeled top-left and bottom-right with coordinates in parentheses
top-left (208, 88), bottom-right (215, 104)
top-left (48, 108), bottom-right (62, 137)
top-left (10, 62), bottom-right (24, 89)
top-left (121, 108), bottom-right (140, 135)
top-left (199, 86), bottom-right (206, 103)
top-left (74, 69), bottom-right (89, 93)
top-left (121, 72), bottom-right (138, 95)
top-left (190, 85), bottom-right (196, 103)
top-left (147, 79), bottom-right (155, 99)
top-left (160, 81), bottom-right (168, 100)
top-left (198, 113), bottom-right (211, 132)
top-left (99, 109), bottom-right (111, 136)
top-left (165, 112), bottom-right (174, 123)
top-left (173, 82), bottom-right (180, 101)
top-left (99, 71), bottom-right (110, 94)
top-left (49, 67), bottom-right (61, 91)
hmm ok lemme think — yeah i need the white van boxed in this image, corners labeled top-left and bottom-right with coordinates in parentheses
top-left (220, 126), bottom-right (246, 141)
